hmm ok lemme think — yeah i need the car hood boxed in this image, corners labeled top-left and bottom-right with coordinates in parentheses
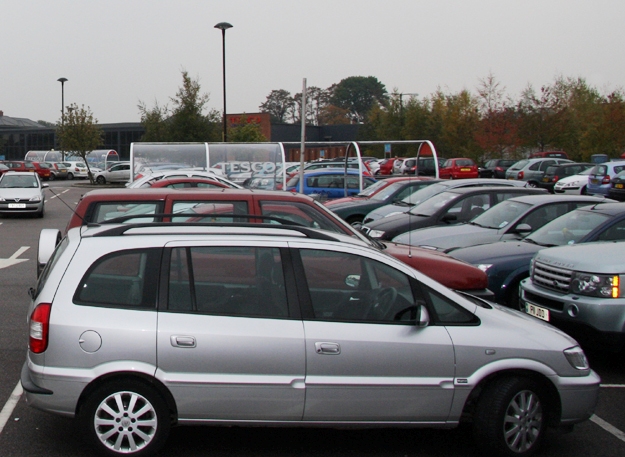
top-left (364, 212), bottom-right (431, 233)
top-left (0, 188), bottom-right (42, 199)
top-left (325, 198), bottom-right (380, 211)
top-left (365, 203), bottom-right (411, 221)
top-left (534, 241), bottom-right (625, 273)
top-left (449, 239), bottom-right (543, 265)
top-left (393, 223), bottom-right (501, 251)
top-left (382, 241), bottom-right (488, 290)
top-left (324, 196), bottom-right (367, 207)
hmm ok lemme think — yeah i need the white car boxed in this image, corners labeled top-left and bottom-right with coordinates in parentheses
top-left (94, 162), bottom-right (132, 184)
top-left (61, 161), bottom-right (90, 179)
top-left (553, 167), bottom-right (594, 194)
top-left (127, 170), bottom-right (242, 189)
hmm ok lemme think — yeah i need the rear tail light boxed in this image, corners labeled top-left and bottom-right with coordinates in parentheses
top-left (495, 166), bottom-right (503, 171)
top-left (552, 175), bottom-right (559, 182)
top-left (518, 171), bottom-right (524, 179)
top-left (29, 303), bottom-right (52, 354)
top-left (602, 176), bottom-right (611, 184)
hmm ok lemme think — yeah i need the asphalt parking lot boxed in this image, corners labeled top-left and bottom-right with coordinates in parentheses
top-left (0, 180), bottom-right (624, 456)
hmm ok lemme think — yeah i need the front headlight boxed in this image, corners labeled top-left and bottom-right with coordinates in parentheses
top-left (368, 229), bottom-right (386, 238)
top-left (564, 346), bottom-right (590, 370)
top-left (570, 272), bottom-right (622, 298)
top-left (29, 196), bottom-right (42, 202)
top-left (477, 264), bottom-right (493, 272)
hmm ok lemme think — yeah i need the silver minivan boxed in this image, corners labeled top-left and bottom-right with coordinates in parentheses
top-left (506, 158), bottom-right (572, 187)
top-left (23, 223), bottom-right (599, 457)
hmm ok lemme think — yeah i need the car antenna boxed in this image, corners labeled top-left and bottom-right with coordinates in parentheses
top-left (45, 186), bottom-right (90, 227)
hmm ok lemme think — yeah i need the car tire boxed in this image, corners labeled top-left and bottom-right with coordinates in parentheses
top-left (346, 215), bottom-right (364, 225)
top-left (79, 379), bottom-right (170, 457)
top-left (37, 206), bottom-right (44, 218)
top-left (581, 185), bottom-right (587, 195)
top-left (67, 172), bottom-right (74, 180)
top-left (527, 181), bottom-right (538, 188)
top-left (473, 376), bottom-right (547, 457)
top-left (48, 174), bottom-right (55, 181)
top-left (96, 176), bottom-right (106, 185)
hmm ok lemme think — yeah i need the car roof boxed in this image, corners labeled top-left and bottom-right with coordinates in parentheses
top-left (443, 186), bottom-right (544, 195)
top-left (435, 178), bottom-right (528, 188)
top-left (299, 168), bottom-right (371, 176)
top-left (504, 194), bottom-right (612, 204)
top-left (575, 202), bottom-right (625, 216)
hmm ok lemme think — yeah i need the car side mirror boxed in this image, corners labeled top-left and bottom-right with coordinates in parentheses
top-left (345, 274), bottom-right (360, 288)
top-left (416, 304), bottom-right (430, 328)
top-left (42, 183), bottom-right (49, 189)
top-left (515, 223), bottom-right (532, 233)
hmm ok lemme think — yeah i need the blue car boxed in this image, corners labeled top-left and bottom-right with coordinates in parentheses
top-left (285, 168), bottom-right (376, 200)
top-left (587, 160), bottom-right (625, 195)
top-left (449, 202), bottom-right (624, 309)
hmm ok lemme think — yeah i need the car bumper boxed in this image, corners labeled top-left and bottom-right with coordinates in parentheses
top-left (555, 369), bottom-right (601, 425)
top-left (607, 188), bottom-right (625, 202)
top-left (0, 201), bottom-right (44, 214)
top-left (520, 279), bottom-right (625, 349)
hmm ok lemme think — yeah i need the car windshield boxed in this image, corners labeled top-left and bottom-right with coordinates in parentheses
top-left (399, 182), bottom-right (449, 205)
top-left (408, 191), bottom-right (459, 217)
top-left (370, 182), bottom-right (407, 201)
top-left (0, 175), bottom-right (38, 188)
top-left (470, 200), bottom-right (532, 229)
top-left (524, 209), bottom-right (610, 246)
top-left (356, 179), bottom-right (388, 197)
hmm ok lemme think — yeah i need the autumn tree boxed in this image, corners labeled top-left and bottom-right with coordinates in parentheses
top-left (56, 103), bottom-right (104, 183)
top-left (259, 89), bottom-right (296, 123)
top-left (138, 71), bottom-right (221, 142)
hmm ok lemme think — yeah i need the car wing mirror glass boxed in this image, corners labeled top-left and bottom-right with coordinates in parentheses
top-left (345, 274), bottom-right (360, 288)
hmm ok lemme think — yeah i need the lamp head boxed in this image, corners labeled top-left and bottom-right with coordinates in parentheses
top-left (214, 22), bottom-right (233, 31)
top-left (57, 77), bottom-right (68, 84)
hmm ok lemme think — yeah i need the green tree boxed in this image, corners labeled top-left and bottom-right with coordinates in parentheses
top-left (259, 89), bottom-right (296, 123)
top-left (138, 71), bottom-right (221, 142)
top-left (56, 103), bottom-right (103, 184)
top-left (330, 76), bottom-right (388, 124)
top-left (228, 115), bottom-right (267, 142)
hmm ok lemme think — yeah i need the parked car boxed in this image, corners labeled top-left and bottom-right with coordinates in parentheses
top-left (94, 161), bottom-right (132, 184)
top-left (0, 171), bottom-right (47, 217)
top-left (538, 162), bottom-right (594, 193)
top-left (3, 160), bottom-right (51, 180)
top-left (299, 160), bottom-right (372, 176)
top-left (376, 158), bottom-right (397, 175)
top-left (529, 151), bottom-right (570, 159)
top-left (587, 160), bottom-right (625, 196)
top-left (392, 158), bottom-right (406, 175)
top-left (60, 188), bottom-right (494, 297)
top-left (45, 162), bottom-right (69, 180)
top-left (449, 201), bottom-right (625, 309)
top-left (361, 178), bottom-right (531, 225)
top-left (505, 158), bottom-right (572, 187)
top-left (128, 170), bottom-right (241, 189)
top-left (323, 176), bottom-right (408, 206)
top-left (393, 194), bottom-right (609, 253)
top-left (359, 186), bottom-right (546, 241)
top-left (478, 159), bottom-right (517, 179)
top-left (400, 157), bottom-right (446, 177)
top-left (61, 161), bottom-right (89, 179)
top-left (285, 169), bottom-right (377, 200)
top-left (365, 158), bottom-right (382, 175)
top-left (24, 222), bottom-right (599, 457)
top-left (0, 163), bottom-right (10, 176)
top-left (148, 177), bottom-right (237, 189)
top-left (521, 241), bottom-right (625, 350)
top-left (324, 177), bottom-right (436, 225)
top-left (607, 169), bottom-right (625, 201)
top-left (554, 167), bottom-right (595, 195)
top-left (438, 158), bottom-right (479, 179)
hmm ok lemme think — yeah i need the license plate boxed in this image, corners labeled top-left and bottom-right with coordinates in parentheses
top-left (542, 177), bottom-right (550, 182)
top-left (460, 168), bottom-right (471, 172)
top-left (526, 302), bottom-right (550, 321)
top-left (616, 183), bottom-right (624, 189)
top-left (8, 203), bottom-right (26, 209)
top-left (590, 179), bottom-right (599, 184)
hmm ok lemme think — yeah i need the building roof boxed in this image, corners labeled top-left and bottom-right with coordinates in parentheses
top-left (0, 111), bottom-right (48, 129)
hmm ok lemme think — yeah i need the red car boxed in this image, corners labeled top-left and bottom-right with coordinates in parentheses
top-left (2, 161), bottom-right (51, 180)
top-left (438, 158), bottom-right (479, 179)
top-left (376, 158), bottom-right (398, 175)
top-left (63, 188), bottom-right (493, 298)
top-left (148, 177), bottom-right (233, 189)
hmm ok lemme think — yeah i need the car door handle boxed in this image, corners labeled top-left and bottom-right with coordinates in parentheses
top-left (170, 336), bottom-right (196, 348)
top-left (315, 342), bottom-right (341, 355)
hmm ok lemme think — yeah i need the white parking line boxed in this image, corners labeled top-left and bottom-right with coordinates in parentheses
top-left (0, 382), bottom-right (22, 435)
top-left (591, 414), bottom-right (625, 442)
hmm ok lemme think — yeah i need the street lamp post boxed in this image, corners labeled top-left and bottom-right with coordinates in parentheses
top-left (214, 22), bottom-right (233, 142)
top-left (57, 78), bottom-right (68, 160)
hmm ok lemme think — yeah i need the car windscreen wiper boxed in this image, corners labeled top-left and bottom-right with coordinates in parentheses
top-left (392, 199), bottom-right (413, 206)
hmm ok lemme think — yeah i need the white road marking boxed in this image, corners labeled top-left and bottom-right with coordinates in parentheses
top-left (0, 382), bottom-right (22, 435)
top-left (591, 414), bottom-right (625, 442)
top-left (600, 384), bottom-right (625, 388)
top-left (0, 246), bottom-right (29, 269)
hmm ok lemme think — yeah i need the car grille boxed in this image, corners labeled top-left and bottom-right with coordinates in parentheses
top-left (532, 260), bottom-right (572, 293)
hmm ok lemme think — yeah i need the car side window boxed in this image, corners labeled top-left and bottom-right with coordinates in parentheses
top-left (299, 249), bottom-right (421, 324)
top-left (519, 203), bottom-right (569, 231)
top-left (420, 285), bottom-right (479, 325)
top-left (259, 200), bottom-right (342, 233)
top-left (171, 201), bottom-right (248, 223)
top-left (595, 219), bottom-right (625, 241)
top-left (90, 202), bottom-right (161, 223)
top-left (74, 249), bottom-right (160, 309)
top-left (167, 246), bottom-right (288, 318)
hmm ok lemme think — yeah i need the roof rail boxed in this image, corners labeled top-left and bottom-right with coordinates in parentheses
top-left (90, 213), bottom-right (305, 226)
top-left (90, 221), bottom-right (341, 241)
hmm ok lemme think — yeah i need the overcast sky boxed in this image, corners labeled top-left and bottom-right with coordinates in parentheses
top-left (3, 1), bottom-right (624, 125)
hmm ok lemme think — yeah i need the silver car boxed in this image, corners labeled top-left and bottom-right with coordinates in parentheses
top-left (23, 223), bottom-right (599, 457)
top-left (0, 171), bottom-right (47, 217)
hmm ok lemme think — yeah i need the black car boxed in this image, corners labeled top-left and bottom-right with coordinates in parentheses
top-left (478, 159), bottom-right (517, 179)
top-left (608, 169), bottom-right (625, 201)
top-left (449, 201), bottom-right (624, 309)
top-left (538, 162), bottom-right (593, 193)
top-left (359, 186), bottom-right (547, 241)
top-left (401, 157), bottom-right (447, 176)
